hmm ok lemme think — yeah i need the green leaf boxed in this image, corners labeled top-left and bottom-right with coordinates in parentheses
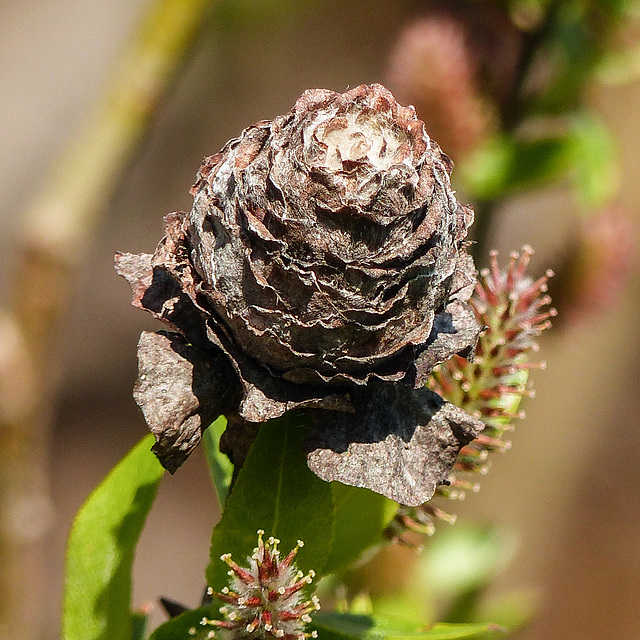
top-left (596, 40), bottom-right (640, 86)
top-left (324, 484), bottom-right (397, 575)
top-left (475, 586), bottom-right (540, 634)
top-left (460, 134), bottom-right (575, 200)
top-left (202, 416), bottom-right (233, 509)
top-left (460, 114), bottom-right (618, 209)
top-left (374, 620), bottom-right (504, 639)
top-left (206, 413), bottom-right (334, 591)
top-left (313, 612), bottom-right (375, 639)
top-left (62, 434), bottom-right (164, 640)
top-left (313, 613), bottom-right (504, 639)
top-left (213, 0), bottom-right (320, 30)
top-left (148, 606), bottom-right (219, 640)
top-left (370, 594), bottom-right (432, 629)
top-left (565, 114), bottom-right (619, 210)
top-left (131, 608), bottom-right (150, 640)
top-left (419, 524), bottom-right (517, 598)
top-left (536, 16), bottom-right (595, 112)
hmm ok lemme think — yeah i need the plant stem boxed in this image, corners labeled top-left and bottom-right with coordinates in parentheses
top-left (472, 0), bottom-right (564, 262)
top-left (470, 199), bottom-right (496, 267)
top-left (0, 1), bottom-right (212, 637)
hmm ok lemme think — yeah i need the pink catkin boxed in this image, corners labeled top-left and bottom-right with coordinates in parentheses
top-left (387, 248), bottom-right (554, 542)
top-left (386, 14), bottom-right (491, 158)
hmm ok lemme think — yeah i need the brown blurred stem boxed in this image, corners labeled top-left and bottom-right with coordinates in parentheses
top-left (0, 0), bottom-right (212, 637)
top-left (472, 0), bottom-right (563, 263)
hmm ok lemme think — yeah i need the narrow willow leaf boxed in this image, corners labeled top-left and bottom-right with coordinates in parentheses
top-left (384, 621), bottom-right (503, 639)
top-left (202, 416), bottom-right (233, 509)
top-left (475, 586), bottom-right (540, 635)
top-left (313, 612), bottom-right (374, 639)
top-left (131, 609), bottom-right (150, 640)
top-left (62, 434), bottom-right (163, 640)
top-left (420, 525), bottom-right (517, 624)
top-left (206, 413), bottom-right (334, 591)
top-left (462, 116), bottom-right (618, 209)
top-left (314, 613), bottom-right (503, 639)
top-left (596, 41), bottom-right (640, 86)
top-left (324, 484), bottom-right (397, 575)
top-left (460, 135), bottom-right (574, 200)
top-left (374, 619), bottom-right (504, 639)
top-left (147, 606), bottom-right (218, 640)
top-left (567, 113), bottom-right (619, 210)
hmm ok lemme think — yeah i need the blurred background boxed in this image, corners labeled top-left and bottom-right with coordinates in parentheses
top-left (1, 0), bottom-right (639, 638)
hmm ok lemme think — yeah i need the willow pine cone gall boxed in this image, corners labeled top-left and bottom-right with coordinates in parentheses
top-left (116, 84), bottom-right (484, 506)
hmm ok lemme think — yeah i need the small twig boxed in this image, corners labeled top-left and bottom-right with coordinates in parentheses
top-left (502, 0), bottom-right (564, 132)
top-left (472, 0), bottom-right (564, 261)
